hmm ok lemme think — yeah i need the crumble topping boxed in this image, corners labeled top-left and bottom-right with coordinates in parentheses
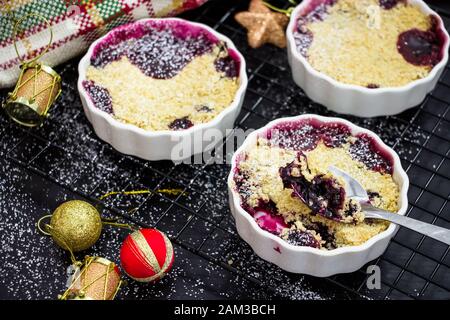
top-left (84, 20), bottom-right (240, 131)
top-left (294, 0), bottom-right (445, 88)
top-left (234, 121), bottom-right (400, 249)
top-left (85, 48), bottom-right (239, 131)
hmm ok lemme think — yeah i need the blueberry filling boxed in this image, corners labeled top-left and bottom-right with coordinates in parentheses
top-left (294, 28), bottom-right (314, 57)
top-left (346, 201), bottom-right (360, 219)
top-left (267, 122), bottom-right (322, 151)
top-left (82, 80), bottom-right (113, 114)
top-left (91, 31), bottom-right (214, 79)
top-left (168, 117), bottom-right (194, 130)
top-left (304, 221), bottom-right (336, 249)
top-left (285, 230), bottom-right (320, 248)
top-left (397, 16), bottom-right (445, 67)
top-left (320, 123), bottom-right (351, 148)
top-left (243, 200), bottom-right (288, 235)
top-left (90, 22), bottom-right (239, 80)
top-left (279, 159), bottom-right (347, 221)
top-left (196, 105), bottom-right (213, 112)
top-left (300, 0), bottom-right (337, 23)
top-left (349, 134), bottom-right (393, 174)
top-left (215, 56), bottom-right (239, 78)
top-left (368, 191), bottom-right (380, 200)
top-left (266, 119), bottom-right (350, 151)
top-left (367, 84), bottom-right (380, 89)
top-left (233, 166), bottom-right (252, 202)
top-left (379, 0), bottom-right (404, 10)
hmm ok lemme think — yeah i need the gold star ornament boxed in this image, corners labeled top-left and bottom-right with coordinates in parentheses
top-left (235, 0), bottom-right (290, 49)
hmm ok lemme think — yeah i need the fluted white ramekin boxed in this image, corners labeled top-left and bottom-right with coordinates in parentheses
top-left (228, 114), bottom-right (409, 277)
top-left (286, 0), bottom-right (450, 117)
top-left (78, 18), bottom-right (247, 161)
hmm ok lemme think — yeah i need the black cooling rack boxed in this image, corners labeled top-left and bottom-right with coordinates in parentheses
top-left (0, 0), bottom-right (449, 300)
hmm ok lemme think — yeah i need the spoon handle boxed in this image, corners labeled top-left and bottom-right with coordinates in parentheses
top-left (362, 204), bottom-right (450, 246)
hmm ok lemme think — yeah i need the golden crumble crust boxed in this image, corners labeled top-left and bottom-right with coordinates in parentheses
top-left (236, 137), bottom-right (400, 249)
top-left (303, 0), bottom-right (434, 87)
top-left (86, 47), bottom-right (239, 131)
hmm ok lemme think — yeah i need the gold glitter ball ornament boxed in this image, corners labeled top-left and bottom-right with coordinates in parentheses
top-left (49, 200), bottom-right (102, 252)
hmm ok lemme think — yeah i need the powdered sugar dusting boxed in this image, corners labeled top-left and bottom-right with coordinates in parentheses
top-left (90, 20), bottom-right (239, 80)
top-left (349, 134), bottom-right (393, 174)
top-left (91, 30), bottom-right (215, 79)
top-left (82, 80), bottom-right (114, 114)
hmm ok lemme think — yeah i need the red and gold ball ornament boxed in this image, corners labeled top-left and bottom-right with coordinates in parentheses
top-left (120, 228), bottom-right (174, 283)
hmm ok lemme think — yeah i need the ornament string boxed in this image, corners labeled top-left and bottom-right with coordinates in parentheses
top-left (98, 188), bottom-right (186, 201)
top-left (95, 189), bottom-right (186, 230)
top-left (101, 217), bottom-right (136, 230)
top-left (37, 215), bottom-right (80, 265)
top-left (37, 213), bottom-right (126, 265)
top-left (12, 13), bottom-right (53, 64)
top-left (262, 0), bottom-right (298, 16)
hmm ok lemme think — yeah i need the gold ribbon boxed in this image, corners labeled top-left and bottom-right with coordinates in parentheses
top-left (127, 230), bottom-right (173, 282)
top-left (98, 188), bottom-right (186, 201)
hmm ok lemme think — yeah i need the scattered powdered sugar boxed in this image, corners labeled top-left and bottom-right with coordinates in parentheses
top-left (275, 280), bottom-right (330, 300)
top-left (0, 149), bottom-right (327, 299)
top-left (0, 162), bottom-right (68, 299)
top-left (220, 238), bottom-right (328, 299)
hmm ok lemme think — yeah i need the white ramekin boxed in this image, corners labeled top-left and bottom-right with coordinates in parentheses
top-left (286, 0), bottom-right (450, 118)
top-left (78, 18), bottom-right (247, 161)
top-left (228, 114), bottom-right (409, 277)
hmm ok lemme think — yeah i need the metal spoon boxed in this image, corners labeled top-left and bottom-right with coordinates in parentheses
top-left (328, 166), bottom-right (450, 246)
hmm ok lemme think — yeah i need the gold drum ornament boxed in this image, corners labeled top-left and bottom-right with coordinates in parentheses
top-left (60, 256), bottom-right (122, 300)
top-left (3, 62), bottom-right (61, 126)
top-left (2, 13), bottom-right (62, 127)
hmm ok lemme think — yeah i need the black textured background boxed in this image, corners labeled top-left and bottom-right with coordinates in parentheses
top-left (0, 0), bottom-right (449, 300)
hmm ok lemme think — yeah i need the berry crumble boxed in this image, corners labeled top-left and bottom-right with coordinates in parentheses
top-left (83, 20), bottom-right (240, 131)
top-left (293, 0), bottom-right (446, 88)
top-left (233, 119), bottom-right (400, 250)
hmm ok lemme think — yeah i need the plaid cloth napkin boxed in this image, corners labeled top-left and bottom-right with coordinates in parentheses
top-left (0, 0), bottom-right (207, 88)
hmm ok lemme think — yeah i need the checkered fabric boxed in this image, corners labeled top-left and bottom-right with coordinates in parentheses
top-left (0, 0), bottom-right (207, 88)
